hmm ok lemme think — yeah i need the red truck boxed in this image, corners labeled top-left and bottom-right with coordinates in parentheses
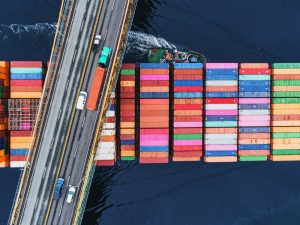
top-left (86, 67), bottom-right (106, 110)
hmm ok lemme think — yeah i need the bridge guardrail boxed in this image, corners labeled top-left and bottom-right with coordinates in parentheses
top-left (8, 0), bottom-right (75, 224)
top-left (73, 0), bottom-right (138, 224)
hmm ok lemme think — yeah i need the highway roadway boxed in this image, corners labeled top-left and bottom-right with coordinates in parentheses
top-left (46, 0), bottom-right (128, 224)
top-left (11, 0), bottom-right (129, 224)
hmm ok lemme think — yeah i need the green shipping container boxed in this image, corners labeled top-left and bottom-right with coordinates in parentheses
top-left (121, 69), bottom-right (135, 75)
top-left (174, 133), bottom-right (202, 140)
top-left (205, 121), bottom-right (237, 128)
top-left (273, 63), bottom-right (300, 69)
top-left (272, 150), bottom-right (300, 155)
top-left (271, 98), bottom-right (300, 104)
top-left (272, 132), bottom-right (300, 138)
top-left (272, 92), bottom-right (300, 98)
top-left (121, 156), bottom-right (135, 160)
top-left (273, 80), bottom-right (300, 86)
top-left (239, 156), bottom-right (268, 161)
top-left (239, 75), bottom-right (270, 80)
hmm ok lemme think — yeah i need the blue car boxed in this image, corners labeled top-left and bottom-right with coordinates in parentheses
top-left (54, 178), bottom-right (64, 200)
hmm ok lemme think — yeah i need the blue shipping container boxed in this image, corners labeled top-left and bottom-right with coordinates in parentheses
top-left (174, 63), bottom-right (203, 69)
top-left (140, 63), bottom-right (169, 69)
top-left (140, 146), bottom-right (169, 152)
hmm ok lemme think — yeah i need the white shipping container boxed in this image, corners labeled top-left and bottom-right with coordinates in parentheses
top-left (98, 142), bottom-right (115, 148)
top-left (102, 123), bottom-right (115, 129)
top-left (95, 153), bottom-right (115, 160)
top-left (10, 161), bottom-right (26, 168)
top-left (205, 81), bottom-right (237, 86)
top-left (205, 104), bottom-right (237, 110)
top-left (105, 110), bottom-right (115, 117)
top-left (205, 134), bottom-right (237, 140)
top-left (101, 130), bottom-right (115, 136)
top-left (205, 139), bottom-right (237, 145)
top-left (239, 110), bottom-right (270, 115)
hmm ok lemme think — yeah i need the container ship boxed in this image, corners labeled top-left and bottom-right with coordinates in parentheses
top-left (1, 61), bottom-right (300, 168)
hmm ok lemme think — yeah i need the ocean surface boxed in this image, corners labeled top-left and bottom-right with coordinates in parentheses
top-left (1, 0), bottom-right (300, 224)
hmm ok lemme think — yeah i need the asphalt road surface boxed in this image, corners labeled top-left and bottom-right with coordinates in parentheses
top-left (14, 0), bottom-right (128, 224)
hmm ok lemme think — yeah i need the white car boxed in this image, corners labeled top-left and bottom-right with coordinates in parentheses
top-left (93, 34), bottom-right (102, 51)
top-left (76, 91), bottom-right (87, 110)
top-left (66, 186), bottom-right (76, 204)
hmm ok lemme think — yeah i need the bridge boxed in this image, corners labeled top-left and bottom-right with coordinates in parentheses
top-left (8, 0), bottom-right (137, 224)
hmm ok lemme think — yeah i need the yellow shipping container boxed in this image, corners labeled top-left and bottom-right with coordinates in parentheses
top-left (10, 137), bottom-right (32, 143)
top-left (0, 61), bottom-right (9, 68)
top-left (120, 129), bottom-right (135, 135)
top-left (204, 156), bottom-right (237, 163)
top-left (11, 92), bottom-right (42, 98)
top-left (173, 157), bottom-right (201, 162)
top-left (273, 69), bottom-right (300, 74)
top-left (174, 110), bottom-right (202, 116)
top-left (271, 104), bottom-right (300, 110)
top-left (272, 109), bottom-right (300, 115)
top-left (272, 127), bottom-right (300, 132)
top-left (120, 122), bottom-right (135, 129)
top-left (120, 81), bottom-right (135, 87)
top-left (270, 155), bottom-right (300, 161)
top-left (121, 151), bottom-right (135, 157)
top-left (239, 139), bottom-right (270, 144)
top-left (273, 86), bottom-right (300, 91)
top-left (272, 121), bottom-right (300, 126)
top-left (272, 143), bottom-right (300, 149)
top-left (0, 150), bottom-right (4, 156)
top-left (272, 138), bottom-right (300, 144)
top-left (10, 143), bottom-right (31, 149)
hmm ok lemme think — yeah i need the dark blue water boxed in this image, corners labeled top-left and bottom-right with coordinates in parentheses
top-left (1, 0), bottom-right (300, 224)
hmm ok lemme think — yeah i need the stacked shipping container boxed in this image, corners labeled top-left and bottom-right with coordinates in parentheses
top-left (238, 63), bottom-right (271, 161)
top-left (10, 61), bottom-right (46, 98)
top-left (0, 61), bottom-right (9, 167)
top-left (271, 63), bottom-right (300, 161)
top-left (172, 63), bottom-right (203, 161)
top-left (95, 92), bottom-right (116, 166)
top-left (204, 63), bottom-right (238, 162)
top-left (139, 63), bottom-right (169, 163)
top-left (8, 99), bottom-right (39, 167)
top-left (119, 64), bottom-right (136, 160)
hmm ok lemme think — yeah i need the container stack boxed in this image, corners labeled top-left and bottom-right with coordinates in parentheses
top-left (271, 63), bottom-right (300, 161)
top-left (10, 61), bottom-right (46, 98)
top-left (238, 63), bottom-right (271, 161)
top-left (139, 63), bottom-right (169, 164)
top-left (10, 131), bottom-right (32, 167)
top-left (119, 64), bottom-right (136, 161)
top-left (95, 92), bottom-right (116, 166)
top-left (172, 63), bottom-right (203, 162)
top-left (0, 61), bottom-right (10, 98)
top-left (8, 99), bottom-right (39, 131)
top-left (204, 63), bottom-right (238, 162)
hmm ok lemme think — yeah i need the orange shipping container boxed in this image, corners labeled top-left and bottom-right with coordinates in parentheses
top-left (10, 137), bottom-right (32, 143)
top-left (140, 152), bottom-right (168, 157)
top-left (270, 155), bottom-right (300, 161)
top-left (10, 143), bottom-right (31, 149)
top-left (140, 117), bottom-right (169, 123)
top-left (240, 63), bottom-right (269, 68)
top-left (140, 105), bottom-right (169, 111)
top-left (174, 99), bottom-right (202, 104)
top-left (174, 69), bottom-right (203, 75)
top-left (272, 138), bottom-right (300, 144)
top-left (10, 92), bottom-right (42, 98)
top-left (273, 86), bottom-right (300, 91)
top-left (140, 121), bottom-right (169, 128)
top-left (204, 156), bottom-right (237, 163)
top-left (174, 110), bottom-right (202, 116)
top-left (205, 128), bottom-right (238, 134)
top-left (0, 67), bottom-right (8, 74)
top-left (272, 127), bottom-right (300, 132)
top-left (271, 104), bottom-right (300, 110)
top-left (272, 109), bottom-right (300, 115)
top-left (140, 110), bottom-right (169, 116)
top-left (0, 61), bottom-right (9, 68)
top-left (238, 139), bottom-right (270, 144)
top-left (272, 74), bottom-right (300, 80)
top-left (272, 69), bottom-right (300, 74)
top-left (10, 86), bottom-right (43, 92)
top-left (272, 121), bottom-right (300, 126)
top-left (120, 122), bottom-right (135, 128)
top-left (272, 144), bottom-right (300, 149)
top-left (120, 81), bottom-right (135, 87)
top-left (120, 129), bottom-right (135, 135)
top-left (140, 86), bottom-right (169, 92)
top-left (140, 69), bottom-right (169, 74)
top-left (86, 67), bottom-right (105, 110)
top-left (121, 151), bottom-right (135, 157)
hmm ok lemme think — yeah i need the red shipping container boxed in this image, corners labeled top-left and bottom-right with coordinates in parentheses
top-left (120, 99), bottom-right (135, 104)
top-left (174, 74), bottom-right (203, 80)
top-left (120, 134), bottom-right (135, 140)
top-left (10, 61), bottom-right (45, 68)
top-left (121, 145), bottom-right (135, 150)
top-left (174, 86), bottom-right (203, 92)
top-left (174, 104), bottom-right (202, 110)
top-left (120, 93), bottom-right (135, 98)
top-left (95, 160), bottom-right (115, 166)
top-left (140, 110), bottom-right (169, 116)
top-left (121, 76), bottom-right (135, 81)
top-left (173, 151), bottom-right (202, 157)
top-left (105, 117), bottom-right (115, 123)
top-left (272, 74), bottom-right (300, 80)
top-left (140, 99), bottom-right (169, 105)
top-left (10, 155), bottom-right (27, 161)
top-left (120, 87), bottom-right (135, 93)
top-left (140, 157), bottom-right (169, 164)
top-left (140, 80), bottom-right (169, 86)
top-left (205, 98), bottom-right (238, 104)
top-left (120, 116), bottom-right (135, 122)
top-left (239, 68), bottom-right (270, 74)
top-left (120, 111), bottom-right (135, 116)
top-left (10, 80), bottom-right (43, 86)
top-left (174, 69), bottom-right (203, 75)
top-left (174, 116), bottom-right (202, 122)
top-left (140, 129), bottom-right (169, 134)
top-left (120, 105), bottom-right (135, 111)
top-left (174, 128), bottom-right (202, 134)
top-left (10, 131), bottom-right (32, 137)
top-left (121, 64), bottom-right (135, 69)
top-left (173, 145), bottom-right (202, 151)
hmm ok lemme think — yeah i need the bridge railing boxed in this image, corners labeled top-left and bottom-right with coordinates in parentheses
top-left (8, 0), bottom-right (75, 224)
top-left (73, 0), bottom-right (138, 224)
